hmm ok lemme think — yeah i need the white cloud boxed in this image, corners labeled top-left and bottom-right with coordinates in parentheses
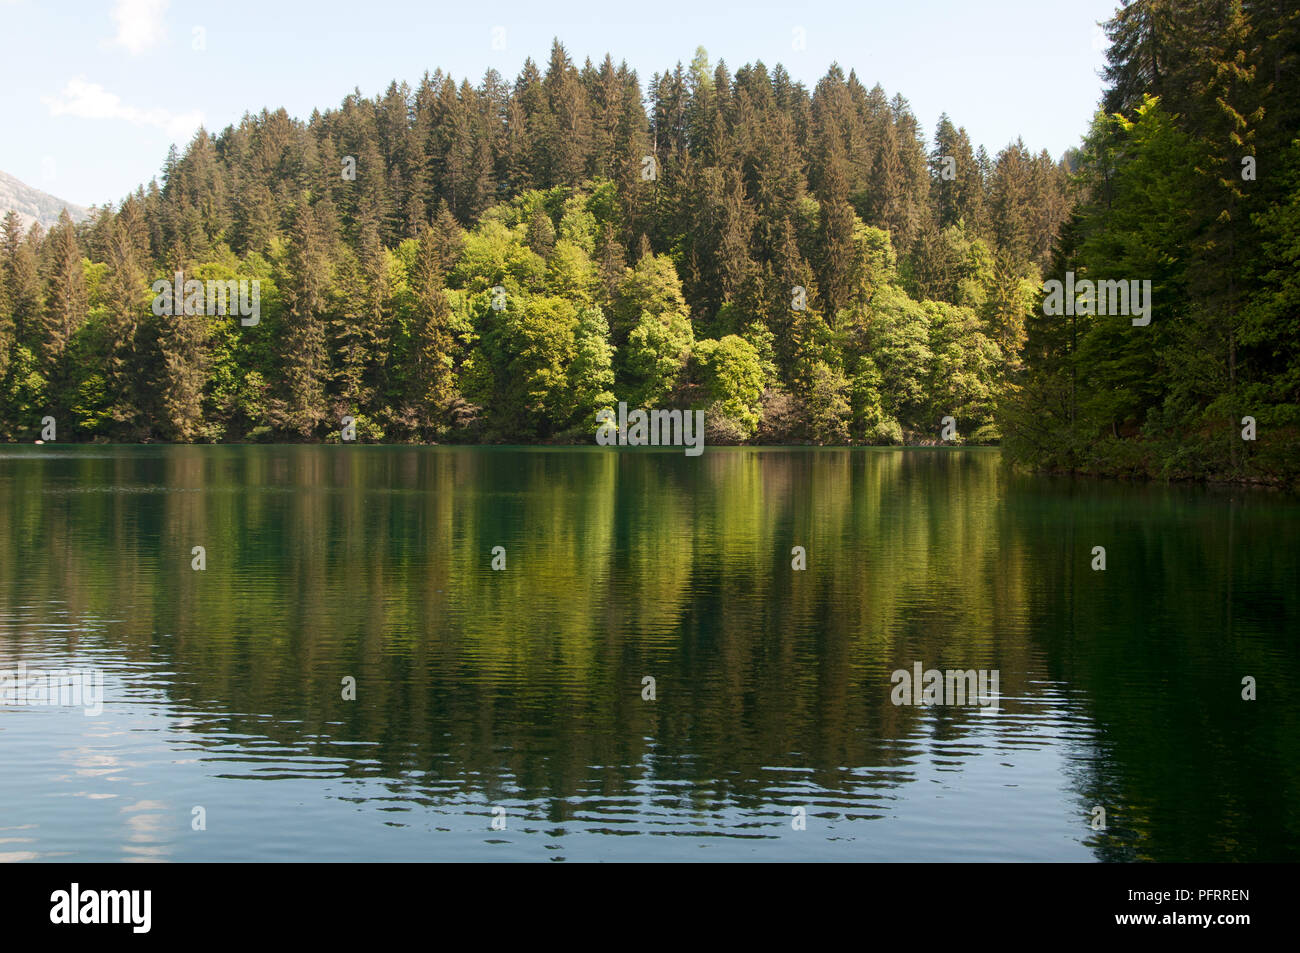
top-left (108, 0), bottom-right (169, 55)
top-left (44, 77), bottom-right (202, 141)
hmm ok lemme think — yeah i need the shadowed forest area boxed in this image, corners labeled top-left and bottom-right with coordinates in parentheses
top-left (0, 0), bottom-right (1296, 484)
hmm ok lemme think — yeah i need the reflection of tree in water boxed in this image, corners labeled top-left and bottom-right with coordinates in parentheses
top-left (1, 446), bottom-right (1295, 858)
top-left (1002, 480), bottom-right (1300, 861)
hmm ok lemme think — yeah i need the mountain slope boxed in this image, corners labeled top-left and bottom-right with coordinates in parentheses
top-left (0, 169), bottom-right (90, 230)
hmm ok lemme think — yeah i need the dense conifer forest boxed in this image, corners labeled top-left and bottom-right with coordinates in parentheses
top-left (1, 0), bottom-right (1295, 483)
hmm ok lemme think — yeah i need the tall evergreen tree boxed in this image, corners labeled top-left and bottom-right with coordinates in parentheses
top-left (38, 211), bottom-right (88, 409)
top-left (278, 202), bottom-right (332, 436)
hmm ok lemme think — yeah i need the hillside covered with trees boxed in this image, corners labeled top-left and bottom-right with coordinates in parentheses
top-left (0, 0), bottom-right (1296, 484)
top-left (1003, 0), bottom-right (1299, 483)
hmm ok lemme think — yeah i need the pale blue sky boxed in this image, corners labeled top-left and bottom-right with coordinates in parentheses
top-left (2, 0), bottom-right (1119, 208)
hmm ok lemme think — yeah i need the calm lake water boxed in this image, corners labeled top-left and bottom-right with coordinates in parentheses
top-left (0, 446), bottom-right (1296, 862)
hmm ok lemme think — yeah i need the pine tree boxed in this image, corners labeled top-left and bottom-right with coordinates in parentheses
top-left (988, 140), bottom-right (1034, 262)
top-left (408, 224), bottom-right (459, 436)
top-left (101, 218), bottom-right (149, 433)
top-left (544, 41), bottom-right (592, 187)
top-left (931, 115), bottom-right (983, 229)
top-left (278, 202), bottom-right (332, 437)
top-left (0, 214), bottom-right (13, 383)
top-left (526, 201), bottom-right (556, 259)
top-left (152, 266), bottom-right (212, 442)
top-left (1182, 0), bottom-right (1263, 470)
top-left (39, 211), bottom-right (88, 410)
top-left (2, 214), bottom-right (43, 349)
top-left (814, 136), bottom-right (856, 322)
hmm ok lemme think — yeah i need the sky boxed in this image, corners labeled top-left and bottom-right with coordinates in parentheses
top-left (2, 0), bottom-right (1120, 208)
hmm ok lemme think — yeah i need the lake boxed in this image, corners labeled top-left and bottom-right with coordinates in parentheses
top-left (0, 445), bottom-right (1296, 861)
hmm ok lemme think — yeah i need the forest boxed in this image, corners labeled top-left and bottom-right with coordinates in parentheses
top-left (0, 0), bottom-right (1296, 484)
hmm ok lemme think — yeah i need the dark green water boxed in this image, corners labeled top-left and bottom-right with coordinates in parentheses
top-left (0, 446), bottom-right (1296, 861)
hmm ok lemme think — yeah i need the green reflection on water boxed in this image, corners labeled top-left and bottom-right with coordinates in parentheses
top-left (0, 446), bottom-right (1296, 861)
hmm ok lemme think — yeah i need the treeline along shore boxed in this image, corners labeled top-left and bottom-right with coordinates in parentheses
top-left (1, 1), bottom-right (1297, 485)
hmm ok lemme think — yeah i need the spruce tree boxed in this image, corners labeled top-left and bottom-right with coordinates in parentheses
top-left (39, 211), bottom-right (88, 413)
top-left (278, 202), bottom-right (332, 437)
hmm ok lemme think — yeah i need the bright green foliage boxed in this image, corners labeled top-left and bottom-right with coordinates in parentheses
top-left (1003, 0), bottom-right (1300, 484)
top-left (565, 305), bottom-right (617, 435)
top-left (803, 359), bottom-right (853, 445)
top-left (470, 294), bottom-right (581, 440)
top-left (691, 335), bottom-right (764, 438)
top-left (609, 252), bottom-right (688, 344)
top-left (16, 28), bottom-right (1292, 483)
top-left (924, 300), bottom-right (1002, 441)
top-left (622, 306), bottom-right (694, 409)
